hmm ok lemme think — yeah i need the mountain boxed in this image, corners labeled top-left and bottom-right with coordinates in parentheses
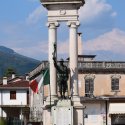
top-left (0, 46), bottom-right (40, 77)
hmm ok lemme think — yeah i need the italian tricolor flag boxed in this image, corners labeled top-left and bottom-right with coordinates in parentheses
top-left (30, 68), bottom-right (50, 93)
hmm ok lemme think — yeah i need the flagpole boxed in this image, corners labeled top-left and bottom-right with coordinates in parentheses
top-left (42, 84), bottom-right (44, 105)
top-left (49, 83), bottom-right (51, 113)
top-left (48, 57), bottom-right (52, 113)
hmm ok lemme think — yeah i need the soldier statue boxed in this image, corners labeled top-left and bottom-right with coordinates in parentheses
top-left (53, 44), bottom-right (69, 99)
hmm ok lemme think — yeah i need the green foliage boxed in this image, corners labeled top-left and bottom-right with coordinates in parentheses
top-left (0, 118), bottom-right (7, 125)
top-left (4, 67), bottom-right (16, 77)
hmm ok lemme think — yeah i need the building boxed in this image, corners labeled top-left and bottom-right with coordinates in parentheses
top-left (78, 55), bottom-right (125, 125)
top-left (29, 55), bottom-right (125, 125)
top-left (0, 75), bottom-right (30, 125)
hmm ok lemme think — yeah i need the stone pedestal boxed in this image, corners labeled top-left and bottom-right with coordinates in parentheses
top-left (73, 107), bottom-right (84, 125)
top-left (43, 98), bottom-right (85, 125)
top-left (43, 108), bottom-right (52, 125)
top-left (52, 100), bottom-right (73, 125)
top-left (72, 97), bottom-right (85, 125)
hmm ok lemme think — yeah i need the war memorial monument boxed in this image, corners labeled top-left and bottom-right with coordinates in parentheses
top-left (40, 0), bottom-right (85, 125)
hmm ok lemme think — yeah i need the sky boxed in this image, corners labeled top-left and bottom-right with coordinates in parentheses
top-left (0, 0), bottom-right (125, 61)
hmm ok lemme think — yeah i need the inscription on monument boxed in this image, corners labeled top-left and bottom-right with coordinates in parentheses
top-left (52, 106), bottom-right (73, 125)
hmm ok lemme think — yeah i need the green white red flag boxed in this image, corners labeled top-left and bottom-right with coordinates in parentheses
top-left (29, 68), bottom-right (50, 93)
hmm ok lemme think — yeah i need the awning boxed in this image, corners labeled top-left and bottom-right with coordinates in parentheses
top-left (109, 103), bottom-right (125, 114)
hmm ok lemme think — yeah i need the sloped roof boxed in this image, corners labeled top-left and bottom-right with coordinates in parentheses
top-left (7, 76), bottom-right (25, 83)
top-left (0, 80), bottom-right (29, 89)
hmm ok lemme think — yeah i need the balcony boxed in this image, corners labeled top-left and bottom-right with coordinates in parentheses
top-left (78, 61), bottom-right (125, 73)
top-left (29, 61), bottom-right (125, 79)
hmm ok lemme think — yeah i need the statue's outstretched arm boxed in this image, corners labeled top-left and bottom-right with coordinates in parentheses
top-left (52, 43), bottom-right (58, 68)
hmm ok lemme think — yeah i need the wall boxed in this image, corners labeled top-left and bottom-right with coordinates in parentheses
top-left (1, 90), bottom-right (27, 105)
top-left (83, 102), bottom-right (106, 125)
top-left (42, 73), bottom-right (125, 97)
top-left (78, 74), bottom-right (125, 97)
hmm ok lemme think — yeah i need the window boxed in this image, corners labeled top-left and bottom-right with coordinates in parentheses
top-left (85, 79), bottom-right (94, 97)
top-left (10, 91), bottom-right (16, 100)
top-left (111, 78), bottom-right (119, 91)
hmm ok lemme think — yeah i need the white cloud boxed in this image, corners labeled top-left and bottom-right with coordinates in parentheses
top-left (13, 40), bottom-right (69, 60)
top-left (79, 0), bottom-right (117, 24)
top-left (14, 41), bottom-right (48, 54)
top-left (5, 28), bottom-right (125, 60)
top-left (84, 28), bottom-right (125, 54)
top-left (26, 6), bottom-right (46, 25)
top-left (111, 12), bottom-right (117, 17)
top-left (57, 41), bottom-right (69, 54)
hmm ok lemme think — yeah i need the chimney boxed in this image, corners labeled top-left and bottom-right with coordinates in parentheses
top-left (25, 74), bottom-right (29, 81)
top-left (77, 33), bottom-right (83, 55)
top-left (12, 73), bottom-right (16, 79)
top-left (3, 77), bottom-right (7, 85)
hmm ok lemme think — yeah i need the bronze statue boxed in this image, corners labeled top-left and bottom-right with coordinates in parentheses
top-left (53, 43), bottom-right (69, 99)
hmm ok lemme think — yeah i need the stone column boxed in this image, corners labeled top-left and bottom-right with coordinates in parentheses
top-left (68, 21), bottom-right (80, 97)
top-left (47, 22), bottom-right (59, 100)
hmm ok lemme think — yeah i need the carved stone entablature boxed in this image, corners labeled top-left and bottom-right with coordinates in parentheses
top-left (40, 0), bottom-right (85, 22)
top-left (40, 0), bottom-right (85, 6)
top-left (41, 0), bottom-right (84, 3)
top-left (84, 74), bottom-right (95, 80)
top-left (111, 74), bottom-right (121, 79)
top-left (40, 0), bottom-right (85, 10)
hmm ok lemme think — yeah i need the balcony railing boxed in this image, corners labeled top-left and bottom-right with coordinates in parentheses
top-left (78, 62), bottom-right (125, 69)
top-left (29, 61), bottom-right (125, 79)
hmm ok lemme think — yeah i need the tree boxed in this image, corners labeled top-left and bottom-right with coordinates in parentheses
top-left (4, 67), bottom-right (16, 77)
